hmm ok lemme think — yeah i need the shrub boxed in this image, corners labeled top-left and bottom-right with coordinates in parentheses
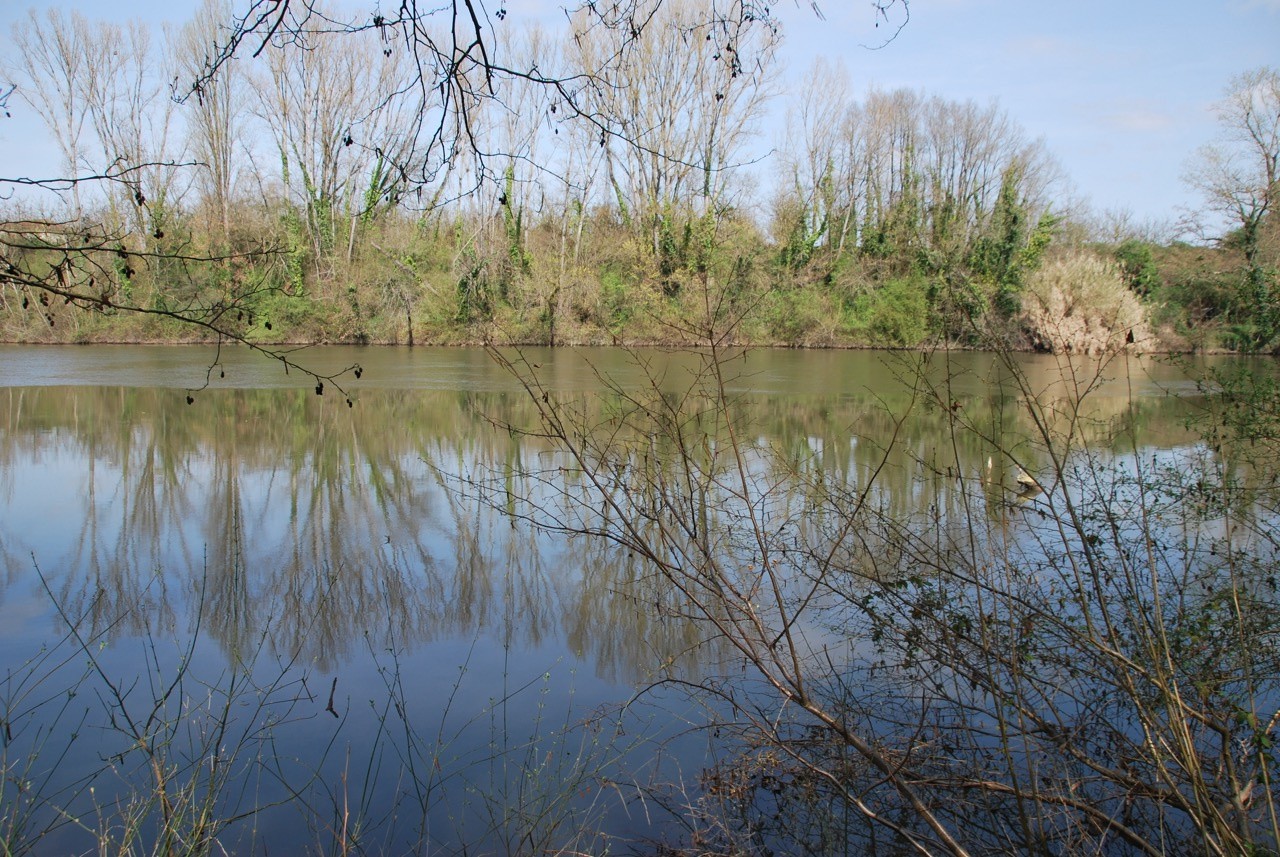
top-left (843, 275), bottom-right (933, 347)
top-left (1113, 238), bottom-right (1161, 296)
top-left (756, 286), bottom-right (838, 345)
top-left (1022, 250), bottom-right (1149, 354)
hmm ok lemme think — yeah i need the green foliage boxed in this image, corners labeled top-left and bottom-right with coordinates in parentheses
top-left (612, 180), bottom-right (632, 230)
top-left (775, 197), bottom-right (825, 271)
top-left (301, 169), bottom-right (335, 253)
top-left (251, 288), bottom-right (329, 340)
top-left (885, 162), bottom-right (924, 264)
top-left (924, 273), bottom-right (989, 343)
top-left (1233, 263), bottom-right (1280, 351)
top-left (843, 274), bottom-right (933, 346)
top-left (970, 165), bottom-right (1044, 316)
top-left (1142, 241), bottom-right (1280, 351)
top-left (455, 247), bottom-right (491, 324)
top-left (1114, 238), bottom-right (1161, 296)
top-left (281, 207), bottom-right (308, 293)
top-left (1019, 212), bottom-right (1056, 271)
top-left (599, 269), bottom-right (631, 331)
top-left (756, 286), bottom-right (834, 343)
top-left (361, 155), bottom-right (388, 226)
top-left (859, 204), bottom-right (891, 261)
top-left (656, 208), bottom-right (693, 296)
top-left (501, 166), bottom-right (532, 276)
top-left (112, 246), bottom-right (135, 305)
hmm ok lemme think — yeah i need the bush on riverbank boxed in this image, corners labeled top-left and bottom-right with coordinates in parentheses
top-left (1022, 249), bottom-right (1150, 354)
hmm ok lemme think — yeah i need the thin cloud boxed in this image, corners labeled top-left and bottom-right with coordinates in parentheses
top-left (1069, 100), bottom-right (1178, 138)
top-left (1102, 110), bottom-right (1176, 133)
top-left (1004, 34), bottom-right (1078, 60)
top-left (1002, 33), bottom-right (1137, 67)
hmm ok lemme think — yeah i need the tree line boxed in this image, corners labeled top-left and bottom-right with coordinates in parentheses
top-left (1, 0), bottom-right (1277, 353)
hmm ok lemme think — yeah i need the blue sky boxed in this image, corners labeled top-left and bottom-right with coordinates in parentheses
top-left (2, 0), bottom-right (1277, 235)
top-left (778, 0), bottom-right (1279, 233)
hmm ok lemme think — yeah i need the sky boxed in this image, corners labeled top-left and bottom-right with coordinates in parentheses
top-left (1, 0), bottom-right (1277, 236)
top-left (777, 0), bottom-right (1279, 235)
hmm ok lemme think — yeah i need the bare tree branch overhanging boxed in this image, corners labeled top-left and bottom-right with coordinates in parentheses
top-left (0, 193), bottom-right (363, 401)
top-left (180, 0), bottom-right (909, 192)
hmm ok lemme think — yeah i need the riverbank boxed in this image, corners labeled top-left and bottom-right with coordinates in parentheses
top-left (5, 204), bottom-right (1271, 356)
top-left (0, 283), bottom-right (1192, 355)
top-left (0, 325), bottom-right (1209, 355)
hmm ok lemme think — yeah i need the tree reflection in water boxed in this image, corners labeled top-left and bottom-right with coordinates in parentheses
top-left (0, 349), bottom-right (1222, 853)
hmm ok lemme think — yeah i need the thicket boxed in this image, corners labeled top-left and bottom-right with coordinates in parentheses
top-left (4, 200), bottom-right (1272, 353)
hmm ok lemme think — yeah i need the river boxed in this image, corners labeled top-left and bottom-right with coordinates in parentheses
top-left (0, 344), bottom-right (1246, 854)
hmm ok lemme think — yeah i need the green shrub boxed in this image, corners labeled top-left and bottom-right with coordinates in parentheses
top-left (600, 269), bottom-right (632, 331)
top-left (843, 275), bottom-right (933, 347)
top-left (757, 286), bottom-right (835, 345)
top-left (1113, 238), bottom-right (1161, 296)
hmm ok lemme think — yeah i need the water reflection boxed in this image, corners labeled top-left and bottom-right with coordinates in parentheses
top-left (0, 389), bottom-right (723, 681)
top-left (1, 347), bottom-right (1240, 853)
top-left (0, 356), bottom-right (1200, 683)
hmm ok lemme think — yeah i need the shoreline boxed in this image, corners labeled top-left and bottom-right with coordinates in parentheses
top-left (0, 332), bottom-right (1232, 356)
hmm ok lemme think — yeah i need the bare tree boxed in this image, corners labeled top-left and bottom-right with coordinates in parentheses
top-left (10, 11), bottom-right (183, 242)
top-left (1186, 67), bottom-right (1280, 264)
top-left (176, 0), bottom-right (248, 241)
top-left (251, 7), bottom-right (430, 263)
top-left (77, 16), bottom-right (183, 252)
top-left (573, 0), bottom-right (779, 257)
top-left (774, 77), bottom-right (1057, 297)
top-left (772, 59), bottom-right (852, 270)
top-left (179, 0), bottom-right (886, 202)
top-left (1185, 66), bottom-right (1280, 348)
top-left (7, 9), bottom-right (94, 217)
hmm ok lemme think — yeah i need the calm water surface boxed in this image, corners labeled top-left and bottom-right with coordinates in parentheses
top-left (0, 345), bottom-right (1212, 853)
